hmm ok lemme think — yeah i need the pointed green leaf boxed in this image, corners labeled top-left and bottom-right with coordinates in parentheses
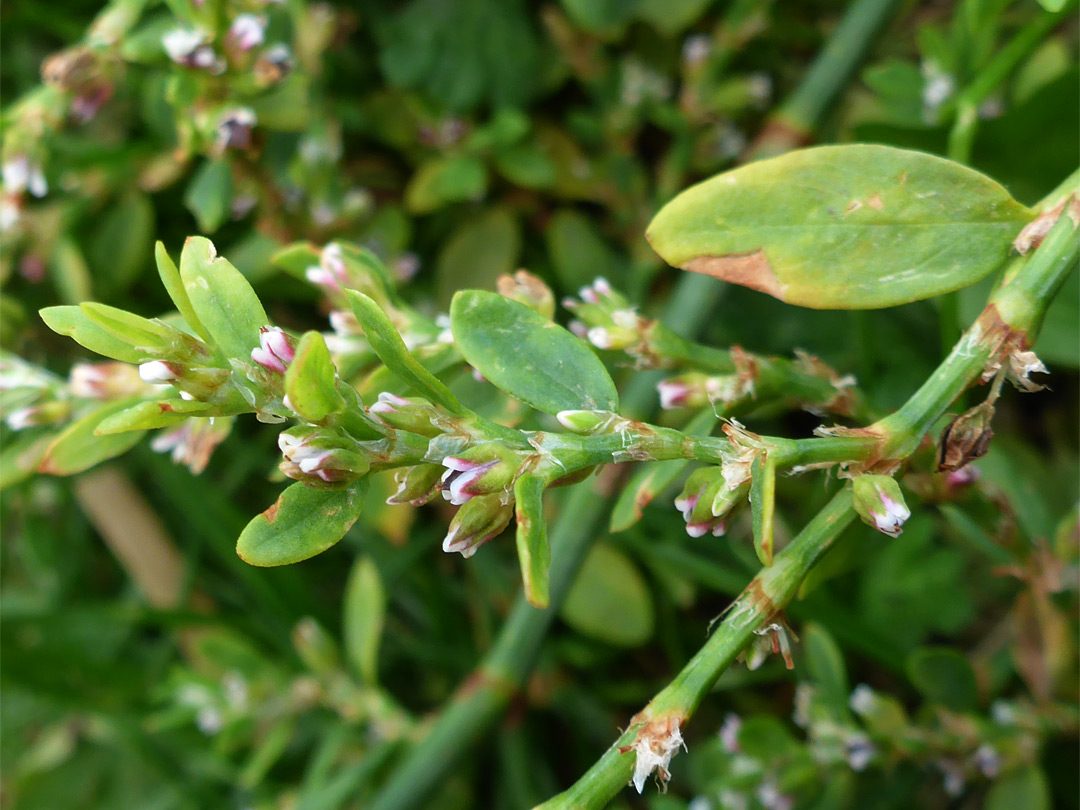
top-left (80, 302), bottom-right (179, 350)
top-left (0, 432), bottom-right (55, 490)
top-left (750, 453), bottom-right (775, 566)
top-left (156, 241), bottom-right (211, 342)
top-left (986, 765), bottom-right (1050, 810)
top-left (343, 556), bottom-right (385, 685)
top-left (40, 306), bottom-right (147, 364)
top-left (647, 144), bottom-right (1033, 309)
top-left (180, 236), bottom-right (268, 359)
top-left (450, 290), bottom-right (618, 415)
top-left (38, 400), bottom-right (147, 475)
top-left (285, 331), bottom-right (346, 423)
top-left (803, 623), bottom-right (850, 719)
top-left (346, 290), bottom-right (465, 415)
top-left (514, 473), bottom-right (551, 609)
top-left (95, 398), bottom-right (218, 434)
top-left (237, 479), bottom-right (369, 567)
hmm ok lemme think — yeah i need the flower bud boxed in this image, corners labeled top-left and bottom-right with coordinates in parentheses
top-left (442, 494), bottom-right (515, 558)
top-left (251, 326), bottom-right (295, 373)
top-left (5, 400), bottom-right (70, 430)
top-left (440, 445), bottom-right (520, 505)
top-left (675, 467), bottom-right (745, 537)
top-left (586, 325), bottom-right (638, 351)
top-left (657, 373), bottom-right (710, 409)
top-left (386, 463), bottom-right (443, 506)
top-left (151, 417), bottom-right (232, 474)
top-left (253, 43), bottom-right (294, 87)
top-left (851, 475), bottom-right (910, 537)
top-left (70, 362), bottom-right (149, 399)
top-left (162, 28), bottom-right (224, 73)
top-left (368, 392), bottom-right (442, 437)
top-left (497, 270), bottom-right (555, 319)
top-left (937, 401), bottom-right (993, 473)
top-left (555, 409), bottom-right (617, 434)
top-left (2, 155), bottom-right (47, 198)
top-left (139, 360), bottom-right (181, 383)
top-left (215, 108), bottom-right (257, 154)
top-left (227, 14), bottom-right (266, 51)
top-left (278, 428), bottom-right (369, 485)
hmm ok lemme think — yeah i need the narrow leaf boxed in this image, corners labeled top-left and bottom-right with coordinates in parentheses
top-left (647, 144), bottom-right (1033, 309)
top-left (514, 473), bottom-right (551, 608)
top-left (156, 241), bottom-right (211, 342)
top-left (95, 399), bottom-right (218, 434)
top-left (346, 290), bottom-right (465, 415)
top-left (450, 290), bottom-right (618, 415)
top-left (180, 236), bottom-right (268, 359)
top-left (285, 331), bottom-right (346, 423)
top-left (750, 453), bottom-right (776, 566)
top-left (80, 302), bottom-right (178, 349)
top-left (237, 479), bottom-right (369, 567)
top-left (343, 556), bottom-right (385, 685)
top-left (38, 401), bottom-right (147, 475)
top-left (906, 646), bottom-right (978, 712)
top-left (40, 306), bottom-right (147, 364)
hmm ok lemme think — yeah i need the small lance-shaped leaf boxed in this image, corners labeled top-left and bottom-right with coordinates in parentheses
top-left (343, 556), bottom-right (385, 685)
top-left (647, 144), bottom-right (1033, 309)
top-left (80, 302), bottom-right (180, 351)
top-left (611, 409), bottom-right (717, 532)
top-left (285, 331), bottom-right (346, 423)
top-left (180, 236), bottom-right (268, 360)
top-left (346, 290), bottom-right (466, 415)
top-left (450, 290), bottom-right (618, 415)
top-left (750, 453), bottom-right (776, 566)
top-left (156, 241), bottom-right (211, 342)
top-left (95, 399), bottom-right (219, 435)
top-left (40, 306), bottom-right (147, 365)
top-left (38, 400), bottom-right (147, 475)
top-left (514, 473), bottom-right (551, 609)
top-left (237, 479), bottom-right (369, 567)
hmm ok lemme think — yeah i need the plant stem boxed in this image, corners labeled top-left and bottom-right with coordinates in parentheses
top-left (534, 491), bottom-right (857, 809)
top-left (749, 0), bottom-right (904, 158)
top-left (367, 275), bottom-right (725, 810)
top-left (530, 182), bottom-right (1078, 810)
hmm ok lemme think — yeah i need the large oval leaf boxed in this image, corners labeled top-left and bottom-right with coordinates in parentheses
top-left (646, 144), bottom-right (1032, 309)
top-left (559, 543), bottom-right (654, 647)
top-left (450, 290), bottom-right (618, 415)
top-left (237, 479), bottom-right (368, 567)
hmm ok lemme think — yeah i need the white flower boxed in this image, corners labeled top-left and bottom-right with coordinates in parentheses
top-left (3, 156), bottom-right (47, 197)
top-left (162, 28), bottom-right (204, 62)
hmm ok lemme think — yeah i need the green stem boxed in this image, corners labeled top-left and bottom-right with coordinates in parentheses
top-left (749, 0), bottom-right (904, 157)
top-left (531, 185), bottom-right (1078, 810)
top-left (534, 491), bottom-right (857, 809)
top-left (367, 274), bottom-right (727, 810)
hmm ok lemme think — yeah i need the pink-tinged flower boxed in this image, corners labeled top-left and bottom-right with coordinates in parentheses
top-left (162, 29), bottom-right (223, 72)
top-left (440, 457), bottom-right (499, 506)
top-left (70, 362), bottom-right (148, 399)
top-left (658, 378), bottom-right (692, 410)
top-left (228, 14), bottom-right (266, 51)
top-left (139, 360), bottom-right (180, 383)
top-left (151, 417), bottom-right (232, 474)
top-left (367, 392), bottom-right (442, 436)
top-left (675, 467), bottom-right (744, 537)
top-left (718, 713), bottom-right (741, 753)
top-left (945, 465), bottom-right (979, 489)
top-left (277, 430), bottom-right (368, 484)
top-left (251, 326), bottom-right (294, 373)
top-left (851, 475), bottom-right (910, 538)
top-left (305, 243), bottom-right (348, 290)
top-left (441, 494), bottom-right (514, 558)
